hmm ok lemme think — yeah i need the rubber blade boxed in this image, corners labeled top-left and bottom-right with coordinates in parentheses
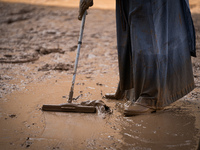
top-left (42, 103), bottom-right (96, 113)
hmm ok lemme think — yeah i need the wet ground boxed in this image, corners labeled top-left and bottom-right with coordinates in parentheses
top-left (0, 0), bottom-right (200, 149)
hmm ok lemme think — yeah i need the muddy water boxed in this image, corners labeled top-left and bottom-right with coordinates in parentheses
top-left (0, 75), bottom-right (198, 150)
top-left (41, 105), bottom-right (197, 150)
top-left (40, 109), bottom-right (197, 150)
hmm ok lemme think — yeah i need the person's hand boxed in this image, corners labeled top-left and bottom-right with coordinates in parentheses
top-left (78, 0), bottom-right (93, 20)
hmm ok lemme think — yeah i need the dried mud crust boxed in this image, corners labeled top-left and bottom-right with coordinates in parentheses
top-left (0, 52), bottom-right (39, 63)
top-left (0, 1), bottom-right (200, 150)
top-left (0, 1), bottom-right (117, 97)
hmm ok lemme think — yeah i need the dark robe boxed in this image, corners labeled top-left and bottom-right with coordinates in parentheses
top-left (115, 0), bottom-right (196, 109)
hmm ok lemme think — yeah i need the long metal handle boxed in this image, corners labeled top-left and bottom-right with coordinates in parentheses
top-left (68, 11), bottom-right (87, 103)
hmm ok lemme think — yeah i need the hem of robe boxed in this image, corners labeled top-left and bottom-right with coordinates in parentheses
top-left (156, 83), bottom-right (195, 109)
top-left (134, 82), bottom-right (195, 110)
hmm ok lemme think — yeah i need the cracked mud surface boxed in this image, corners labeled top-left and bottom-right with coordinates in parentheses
top-left (0, 0), bottom-right (200, 149)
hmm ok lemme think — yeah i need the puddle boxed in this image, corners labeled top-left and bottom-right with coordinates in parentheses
top-left (40, 102), bottom-right (198, 150)
top-left (0, 74), bottom-right (199, 150)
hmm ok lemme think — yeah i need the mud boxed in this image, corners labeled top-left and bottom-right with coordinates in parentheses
top-left (0, 0), bottom-right (200, 149)
top-left (0, 52), bottom-right (39, 63)
top-left (38, 63), bottom-right (73, 72)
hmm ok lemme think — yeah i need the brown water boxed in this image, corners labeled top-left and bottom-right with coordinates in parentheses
top-left (0, 76), bottom-right (198, 150)
top-left (41, 107), bottom-right (197, 150)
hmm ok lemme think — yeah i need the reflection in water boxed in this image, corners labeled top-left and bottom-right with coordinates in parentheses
top-left (41, 101), bottom-right (198, 149)
top-left (119, 111), bottom-right (197, 150)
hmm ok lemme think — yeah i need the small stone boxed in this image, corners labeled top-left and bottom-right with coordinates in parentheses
top-left (9, 114), bottom-right (16, 118)
top-left (26, 144), bottom-right (30, 148)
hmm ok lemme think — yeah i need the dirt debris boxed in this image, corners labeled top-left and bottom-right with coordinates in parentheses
top-left (8, 114), bottom-right (16, 118)
top-left (0, 52), bottom-right (39, 63)
top-left (38, 63), bottom-right (73, 71)
top-left (36, 47), bottom-right (65, 55)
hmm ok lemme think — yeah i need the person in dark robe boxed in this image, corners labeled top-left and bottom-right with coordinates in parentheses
top-left (78, 0), bottom-right (196, 116)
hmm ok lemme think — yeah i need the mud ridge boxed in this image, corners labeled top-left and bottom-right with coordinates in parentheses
top-left (0, 52), bottom-right (39, 63)
top-left (38, 63), bottom-right (73, 71)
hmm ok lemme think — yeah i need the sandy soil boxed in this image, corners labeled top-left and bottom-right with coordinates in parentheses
top-left (0, 0), bottom-right (200, 149)
top-left (0, 0), bottom-right (116, 9)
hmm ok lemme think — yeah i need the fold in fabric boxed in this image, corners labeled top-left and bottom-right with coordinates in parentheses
top-left (115, 0), bottom-right (195, 109)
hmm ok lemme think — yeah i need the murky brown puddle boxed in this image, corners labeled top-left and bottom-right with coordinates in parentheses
top-left (0, 75), bottom-right (198, 149)
top-left (40, 107), bottom-right (197, 150)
